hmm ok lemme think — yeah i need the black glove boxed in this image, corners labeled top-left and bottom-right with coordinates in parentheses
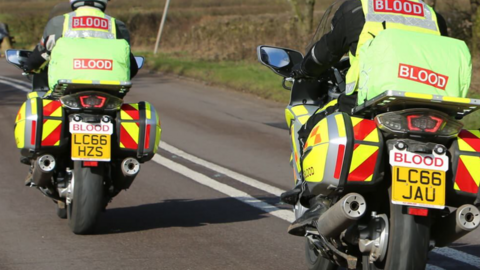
top-left (290, 63), bottom-right (314, 80)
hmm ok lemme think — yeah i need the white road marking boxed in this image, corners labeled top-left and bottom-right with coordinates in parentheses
top-left (3, 75), bottom-right (479, 268)
top-left (433, 247), bottom-right (480, 269)
top-left (0, 75), bottom-right (31, 88)
top-left (426, 265), bottom-right (447, 270)
top-left (152, 154), bottom-right (295, 223)
top-left (0, 78), bottom-right (29, 92)
top-left (161, 142), bottom-right (285, 197)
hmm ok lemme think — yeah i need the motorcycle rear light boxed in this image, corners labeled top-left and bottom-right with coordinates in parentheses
top-left (408, 207), bottom-right (428, 217)
top-left (83, 161), bottom-right (98, 167)
top-left (80, 95), bottom-right (106, 108)
top-left (375, 109), bottom-right (463, 137)
top-left (407, 115), bottom-right (443, 133)
top-left (60, 91), bottom-right (123, 111)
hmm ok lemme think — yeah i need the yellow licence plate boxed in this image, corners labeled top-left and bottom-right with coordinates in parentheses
top-left (71, 134), bottom-right (111, 161)
top-left (392, 167), bottom-right (445, 209)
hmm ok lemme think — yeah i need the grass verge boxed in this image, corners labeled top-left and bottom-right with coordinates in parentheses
top-left (145, 52), bottom-right (290, 103)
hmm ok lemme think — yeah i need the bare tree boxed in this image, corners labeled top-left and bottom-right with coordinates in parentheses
top-left (287, 0), bottom-right (316, 33)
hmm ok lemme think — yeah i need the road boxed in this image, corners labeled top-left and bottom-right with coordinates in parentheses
top-left (0, 60), bottom-right (479, 270)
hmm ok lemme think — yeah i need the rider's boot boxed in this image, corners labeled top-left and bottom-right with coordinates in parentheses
top-left (280, 186), bottom-right (302, 205)
top-left (287, 196), bottom-right (328, 236)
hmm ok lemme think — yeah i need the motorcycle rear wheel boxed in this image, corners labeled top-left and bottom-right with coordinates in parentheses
top-left (68, 161), bottom-right (104, 235)
top-left (305, 238), bottom-right (338, 270)
top-left (383, 202), bottom-right (431, 270)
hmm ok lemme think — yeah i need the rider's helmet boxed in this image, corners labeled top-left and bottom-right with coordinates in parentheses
top-left (70, 0), bottom-right (109, 12)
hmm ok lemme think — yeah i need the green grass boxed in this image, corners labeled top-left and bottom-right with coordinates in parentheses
top-left (146, 52), bottom-right (290, 103)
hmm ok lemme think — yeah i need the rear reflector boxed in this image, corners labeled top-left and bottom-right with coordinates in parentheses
top-left (408, 207), bottom-right (429, 216)
top-left (83, 161), bottom-right (98, 167)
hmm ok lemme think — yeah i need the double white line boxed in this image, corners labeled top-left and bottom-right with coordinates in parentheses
top-left (2, 75), bottom-right (479, 270)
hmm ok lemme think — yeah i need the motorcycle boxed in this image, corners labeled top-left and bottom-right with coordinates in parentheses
top-left (6, 49), bottom-right (161, 235)
top-left (257, 4), bottom-right (480, 270)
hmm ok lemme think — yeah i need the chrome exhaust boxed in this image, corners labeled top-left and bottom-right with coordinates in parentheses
top-left (32, 155), bottom-right (56, 187)
top-left (122, 158), bottom-right (140, 177)
top-left (317, 193), bottom-right (367, 239)
top-left (113, 158), bottom-right (141, 190)
top-left (432, 204), bottom-right (480, 247)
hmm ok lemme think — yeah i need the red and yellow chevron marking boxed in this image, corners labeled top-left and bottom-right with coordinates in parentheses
top-left (348, 144), bottom-right (379, 182)
top-left (454, 155), bottom-right (480, 194)
top-left (43, 100), bottom-right (63, 117)
top-left (41, 120), bottom-right (62, 146)
top-left (458, 130), bottom-right (480, 152)
top-left (304, 119), bottom-right (329, 150)
top-left (120, 104), bottom-right (140, 120)
top-left (351, 117), bottom-right (379, 143)
top-left (16, 102), bottom-right (27, 123)
top-left (120, 122), bottom-right (139, 149)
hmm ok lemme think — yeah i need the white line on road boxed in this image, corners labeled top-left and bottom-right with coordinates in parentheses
top-left (0, 78), bottom-right (29, 92)
top-left (161, 142), bottom-right (285, 197)
top-left (2, 74), bottom-right (477, 269)
top-left (426, 265), bottom-right (447, 270)
top-left (0, 75), bottom-right (31, 88)
top-left (152, 154), bottom-right (295, 223)
top-left (433, 247), bottom-right (480, 269)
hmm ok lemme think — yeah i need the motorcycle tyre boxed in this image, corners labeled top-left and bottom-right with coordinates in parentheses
top-left (383, 202), bottom-right (430, 270)
top-left (304, 238), bottom-right (338, 270)
top-left (68, 161), bottom-right (104, 235)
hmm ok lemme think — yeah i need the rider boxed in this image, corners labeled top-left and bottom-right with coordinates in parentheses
top-left (285, 0), bottom-right (450, 236)
top-left (24, 0), bottom-right (138, 78)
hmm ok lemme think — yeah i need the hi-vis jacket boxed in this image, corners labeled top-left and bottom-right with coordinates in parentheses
top-left (301, 0), bottom-right (447, 94)
top-left (345, 0), bottom-right (441, 94)
top-left (24, 6), bottom-right (137, 77)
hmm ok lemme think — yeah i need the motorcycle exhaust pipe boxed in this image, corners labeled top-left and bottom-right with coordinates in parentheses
top-left (32, 155), bottom-right (56, 187)
top-left (316, 193), bottom-right (367, 239)
top-left (113, 158), bottom-right (141, 190)
top-left (432, 204), bottom-right (480, 247)
top-left (122, 158), bottom-right (140, 177)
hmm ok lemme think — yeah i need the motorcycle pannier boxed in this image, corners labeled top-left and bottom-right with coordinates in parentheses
top-left (114, 102), bottom-right (162, 163)
top-left (448, 130), bottom-right (480, 206)
top-left (48, 38), bottom-right (131, 91)
top-left (14, 97), bottom-right (67, 158)
top-left (302, 113), bottom-right (384, 196)
top-left (357, 29), bottom-right (472, 105)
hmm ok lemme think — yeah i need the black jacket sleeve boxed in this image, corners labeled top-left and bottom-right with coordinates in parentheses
top-left (115, 19), bottom-right (138, 79)
top-left (301, 0), bottom-right (364, 77)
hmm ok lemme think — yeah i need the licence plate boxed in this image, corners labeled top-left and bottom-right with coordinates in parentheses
top-left (71, 134), bottom-right (111, 161)
top-left (70, 121), bottom-right (113, 162)
top-left (390, 150), bottom-right (448, 209)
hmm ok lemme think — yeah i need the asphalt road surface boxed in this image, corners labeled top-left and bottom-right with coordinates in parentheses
top-left (0, 61), bottom-right (479, 270)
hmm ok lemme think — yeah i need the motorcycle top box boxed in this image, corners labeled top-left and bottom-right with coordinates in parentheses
top-left (15, 97), bottom-right (68, 159)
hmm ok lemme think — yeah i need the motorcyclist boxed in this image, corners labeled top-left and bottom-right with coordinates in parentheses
top-left (21, 0), bottom-right (138, 184)
top-left (284, 0), bottom-right (450, 236)
top-left (24, 0), bottom-right (138, 78)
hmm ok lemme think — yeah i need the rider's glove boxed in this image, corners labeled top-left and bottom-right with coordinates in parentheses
top-left (290, 64), bottom-right (315, 80)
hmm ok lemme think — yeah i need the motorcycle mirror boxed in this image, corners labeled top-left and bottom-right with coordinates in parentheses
top-left (5, 49), bottom-right (31, 70)
top-left (257, 46), bottom-right (303, 78)
top-left (134, 56), bottom-right (145, 70)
